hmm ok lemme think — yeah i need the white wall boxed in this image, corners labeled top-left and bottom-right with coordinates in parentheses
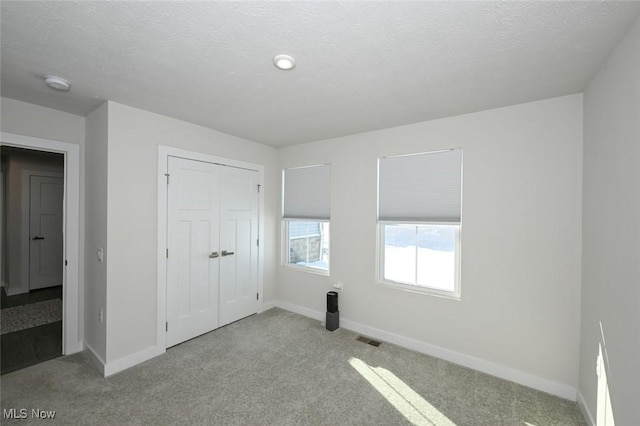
top-left (104, 101), bottom-right (278, 363)
top-left (277, 94), bottom-right (584, 397)
top-left (84, 103), bottom-right (109, 361)
top-left (1, 98), bottom-right (86, 146)
top-left (580, 17), bottom-right (640, 425)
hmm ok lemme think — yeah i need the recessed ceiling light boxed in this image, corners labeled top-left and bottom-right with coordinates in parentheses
top-left (44, 75), bottom-right (70, 91)
top-left (273, 55), bottom-right (296, 71)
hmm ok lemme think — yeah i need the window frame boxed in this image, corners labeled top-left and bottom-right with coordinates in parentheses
top-left (377, 220), bottom-right (461, 300)
top-left (282, 218), bottom-right (331, 275)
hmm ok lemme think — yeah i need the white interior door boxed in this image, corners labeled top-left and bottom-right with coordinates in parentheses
top-left (219, 167), bottom-right (259, 326)
top-left (166, 157), bottom-right (220, 347)
top-left (29, 175), bottom-right (63, 290)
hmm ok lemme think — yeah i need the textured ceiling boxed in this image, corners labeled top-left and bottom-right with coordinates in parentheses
top-left (2, 1), bottom-right (640, 147)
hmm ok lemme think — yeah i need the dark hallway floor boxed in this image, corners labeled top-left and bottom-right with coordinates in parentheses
top-left (0, 286), bottom-right (62, 375)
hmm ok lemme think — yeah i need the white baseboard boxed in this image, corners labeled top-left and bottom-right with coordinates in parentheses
top-left (273, 300), bottom-right (324, 322)
top-left (103, 345), bottom-right (165, 377)
top-left (577, 391), bottom-right (595, 426)
top-left (83, 342), bottom-right (106, 376)
top-left (272, 300), bottom-right (577, 401)
top-left (84, 341), bottom-right (164, 377)
top-left (262, 300), bottom-right (277, 312)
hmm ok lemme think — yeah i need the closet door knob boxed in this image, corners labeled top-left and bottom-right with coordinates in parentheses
top-left (221, 250), bottom-right (234, 256)
top-left (32, 236), bottom-right (45, 240)
top-left (209, 252), bottom-right (219, 259)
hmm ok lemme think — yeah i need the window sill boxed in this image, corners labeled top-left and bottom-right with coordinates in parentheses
top-left (283, 263), bottom-right (330, 277)
top-left (377, 279), bottom-right (461, 301)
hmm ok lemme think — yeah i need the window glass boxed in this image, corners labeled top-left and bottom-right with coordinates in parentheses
top-left (416, 225), bottom-right (456, 291)
top-left (286, 220), bottom-right (330, 272)
top-left (383, 225), bottom-right (417, 284)
top-left (382, 224), bottom-right (457, 292)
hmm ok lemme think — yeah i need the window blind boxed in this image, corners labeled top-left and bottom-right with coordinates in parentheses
top-left (283, 164), bottom-right (331, 220)
top-left (378, 149), bottom-right (462, 222)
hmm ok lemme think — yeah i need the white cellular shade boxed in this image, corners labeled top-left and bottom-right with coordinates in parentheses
top-left (379, 149), bottom-right (462, 222)
top-left (283, 164), bottom-right (331, 219)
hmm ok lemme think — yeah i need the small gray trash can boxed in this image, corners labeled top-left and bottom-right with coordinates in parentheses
top-left (326, 291), bottom-right (339, 331)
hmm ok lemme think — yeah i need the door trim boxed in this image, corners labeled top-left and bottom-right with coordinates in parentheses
top-left (157, 146), bottom-right (265, 350)
top-left (20, 170), bottom-right (64, 294)
top-left (0, 132), bottom-right (82, 355)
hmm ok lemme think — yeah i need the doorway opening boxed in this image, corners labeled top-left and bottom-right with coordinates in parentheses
top-left (0, 146), bottom-right (64, 373)
top-left (0, 132), bottom-right (82, 369)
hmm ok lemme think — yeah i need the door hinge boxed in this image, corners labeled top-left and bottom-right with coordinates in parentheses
top-left (166, 322), bottom-right (168, 332)
top-left (256, 238), bottom-right (259, 247)
top-left (65, 260), bottom-right (68, 266)
top-left (166, 248), bottom-right (169, 258)
top-left (257, 292), bottom-right (259, 300)
top-left (257, 184), bottom-right (261, 193)
top-left (165, 173), bottom-right (170, 184)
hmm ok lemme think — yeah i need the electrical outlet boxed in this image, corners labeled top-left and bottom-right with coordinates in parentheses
top-left (99, 309), bottom-right (104, 324)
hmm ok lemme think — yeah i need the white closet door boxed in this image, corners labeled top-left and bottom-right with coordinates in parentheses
top-left (166, 157), bottom-right (220, 347)
top-left (219, 166), bottom-right (259, 326)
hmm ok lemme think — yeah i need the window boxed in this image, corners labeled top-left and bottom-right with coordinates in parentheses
top-left (378, 149), bottom-right (462, 298)
top-left (283, 164), bottom-right (331, 273)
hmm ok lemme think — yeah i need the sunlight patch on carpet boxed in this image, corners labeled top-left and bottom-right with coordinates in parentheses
top-left (349, 357), bottom-right (456, 426)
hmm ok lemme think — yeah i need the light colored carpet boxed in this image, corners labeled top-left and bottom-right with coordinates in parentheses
top-left (0, 308), bottom-right (585, 425)
top-left (0, 299), bottom-right (62, 335)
